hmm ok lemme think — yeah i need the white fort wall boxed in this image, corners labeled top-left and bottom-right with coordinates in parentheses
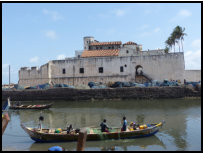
top-left (18, 52), bottom-right (185, 86)
top-left (184, 70), bottom-right (201, 82)
top-left (18, 64), bottom-right (50, 86)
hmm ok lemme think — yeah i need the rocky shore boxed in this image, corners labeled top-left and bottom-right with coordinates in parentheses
top-left (2, 86), bottom-right (201, 102)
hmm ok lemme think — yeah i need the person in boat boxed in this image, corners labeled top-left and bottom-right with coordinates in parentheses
top-left (38, 114), bottom-right (44, 130)
top-left (128, 122), bottom-right (137, 131)
top-left (67, 124), bottom-right (73, 134)
top-left (121, 116), bottom-right (127, 131)
top-left (100, 119), bottom-right (110, 132)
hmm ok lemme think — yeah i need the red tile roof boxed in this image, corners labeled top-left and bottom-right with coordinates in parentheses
top-left (90, 41), bottom-right (122, 46)
top-left (81, 49), bottom-right (119, 57)
top-left (123, 41), bottom-right (137, 45)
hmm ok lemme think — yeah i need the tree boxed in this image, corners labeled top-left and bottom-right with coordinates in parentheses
top-left (172, 26), bottom-right (187, 52)
top-left (164, 25), bottom-right (187, 53)
top-left (164, 46), bottom-right (169, 53)
top-left (179, 27), bottom-right (187, 52)
top-left (170, 32), bottom-right (177, 53)
top-left (165, 36), bottom-right (173, 52)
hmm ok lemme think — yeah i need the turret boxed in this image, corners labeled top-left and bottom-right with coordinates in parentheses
top-left (83, 36), bottom-right (94, 50)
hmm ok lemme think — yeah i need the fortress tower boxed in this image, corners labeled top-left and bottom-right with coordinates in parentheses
top-left (83, 36), bottom-right (94, 50)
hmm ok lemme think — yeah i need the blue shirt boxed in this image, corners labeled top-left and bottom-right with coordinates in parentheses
top-left (48, 146), bottom-right (63, 151)
top-left (122, 120), bottom-right (127, 131)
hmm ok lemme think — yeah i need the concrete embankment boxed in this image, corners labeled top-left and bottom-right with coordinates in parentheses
top-left (2, 86), bottom-right (201, 102)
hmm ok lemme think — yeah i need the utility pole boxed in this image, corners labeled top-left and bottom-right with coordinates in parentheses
top-left (9, 65), bottom-right (10, 87)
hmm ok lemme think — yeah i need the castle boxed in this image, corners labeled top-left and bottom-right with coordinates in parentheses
top-left (18, 36), bottom-right (200, 87)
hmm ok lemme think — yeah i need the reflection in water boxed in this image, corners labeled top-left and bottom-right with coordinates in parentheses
top-left (29, 135), bottom-right (166, 151)
top-left (2, 98), bottom-right (201, 151)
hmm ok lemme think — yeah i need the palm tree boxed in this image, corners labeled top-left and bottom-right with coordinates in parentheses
top-left (170, 32), bottom-right (177, 53)
top-left (165, 37), bottom-right (173, 52)
top-left (179, 27), bottom-right (187, 52)
top-left (165, 26), bottom-right (187, 53)
top-left (164, 46), bottom-right (169, 53)
top-left (173, 26), bottom-right (187, 52)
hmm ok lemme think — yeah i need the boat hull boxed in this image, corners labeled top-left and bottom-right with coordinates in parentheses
top-left (21, 122), bottom-right (163, 142)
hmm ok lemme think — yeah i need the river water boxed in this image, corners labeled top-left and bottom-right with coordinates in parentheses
top-left (2, 98), bottom-right (201, 151)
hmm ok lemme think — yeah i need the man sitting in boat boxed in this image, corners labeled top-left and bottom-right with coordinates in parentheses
top-left (128, 122), bottom-right (137, 131)
top-left (67, 124), bottom-right (73, 134)
top-left (121, 116), bottom-right (127, 131)
top-left (100, 119), bottom-right (110, 132)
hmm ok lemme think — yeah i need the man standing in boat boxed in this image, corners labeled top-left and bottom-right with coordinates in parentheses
top-left (100, 119), bottom-right (111, 132)
top-left (121, 116), bottom-right (127, 131)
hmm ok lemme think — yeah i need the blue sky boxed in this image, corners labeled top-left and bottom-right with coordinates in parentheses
top-left (2, 3), bottom-right (201, 84)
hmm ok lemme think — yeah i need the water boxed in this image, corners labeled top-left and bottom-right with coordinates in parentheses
top-left (2, 98), bottom-right (201, 151)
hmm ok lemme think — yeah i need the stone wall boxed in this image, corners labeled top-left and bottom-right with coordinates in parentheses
top-left (2, 87), bottom-right (201, 102)
top-left (184, 70), bottom-right (201, 82)
top-left (18, 52), bottom-right (185, 86)
top-left (18, 63), bottom-right (49, 86)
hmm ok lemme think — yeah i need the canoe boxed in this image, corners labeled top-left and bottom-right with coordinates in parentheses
top-left (2, 113), bottom-right (10, 135)
top-left (21, 121), bottom-right (165, 142)
top-left (9, 103), bottom-right (53, 110)
top-left (7, 97), bottom-right (53, 110)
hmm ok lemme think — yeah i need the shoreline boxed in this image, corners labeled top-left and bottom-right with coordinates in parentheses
top-left (2, 86), bottom-right (201, 102)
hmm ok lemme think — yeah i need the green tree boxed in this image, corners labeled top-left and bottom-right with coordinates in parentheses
top-left (172, 26), bottom-right (187, 52)
top-left (165, 36), bottom-right (173, 52)
top-left (165, 25), bottom-right (187, 53)
top-left (164, 46), bottom-right (169, 53)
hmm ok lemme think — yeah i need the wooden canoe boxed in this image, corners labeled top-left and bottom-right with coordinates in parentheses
top-left (21, 121), bottom-right (165, 142)
top-left (9, 103), bottom-right (53, 110)
top-left (6, 97), bottom-right (53, 110)
top-left (2, 113), bottom-right (10, 135)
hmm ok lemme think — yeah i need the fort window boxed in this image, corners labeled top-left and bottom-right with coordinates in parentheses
top-left (80, 68), bottom-right (84, 73)
top-left (62, 68), bottom-right (66, 74)
top-left (125, 64), bottom-right (127, 67)
top-left (108, 47), bottom-right (111, 49)
top-left (120, 66), bottom-right (124, 72)
top-left (100, 47), bottom-right (102, 49)
top-left (126, 50), bottom-right (129, 54)
top-left (99, 67), bottom-right (103, 73)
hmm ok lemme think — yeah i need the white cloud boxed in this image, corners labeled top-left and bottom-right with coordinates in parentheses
top-left (45, 30), bottom-right (58, 40)
top-left (191, 39), bottom-right (201, 48)
top-left (140, 27), bottom-right (160, 37)
top-left (56, 54), bottom-right (66, 60)
top-left (170, 9), bottom-right (192, 22)
top-left (43, 8), bottom-right (64, 21)
top-left (178, 9), bottom-right (192, 17)
top-left (185, 39), bottom-right (201, 69)
top-left (154, 27), bottom-right (160, 33)
top-left (185, 49), bottom-right (201, 69)
top-left (29, 56), bottom-right (39, 63)
top-left (113, 9), bottom-right (126, 17)
top-left (98, 8), bottom-right (127, 19)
